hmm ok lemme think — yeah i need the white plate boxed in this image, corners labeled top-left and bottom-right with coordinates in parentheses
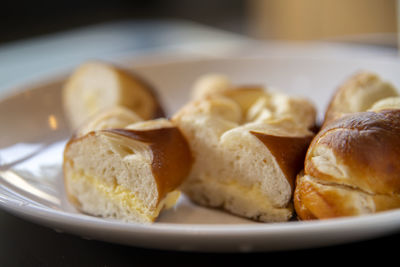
top-left (1, 56), bottom-right (400, 252)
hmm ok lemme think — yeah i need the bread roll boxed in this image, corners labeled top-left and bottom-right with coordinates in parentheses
top-left (173, 86), bottom-right (315, 222)
top-left (63, 118), bottom-right (192, 223)
top-left (295, 71), bottom-right (400, 220)
top-left (62, 61), bottom-right (164, 129)
top-left (295, 110), bottom-right (400, 219)
top-left (323, 72), bottom-right (398, 127)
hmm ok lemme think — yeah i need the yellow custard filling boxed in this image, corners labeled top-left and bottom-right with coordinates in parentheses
top-left (70, 171), bottom-right (180, 222)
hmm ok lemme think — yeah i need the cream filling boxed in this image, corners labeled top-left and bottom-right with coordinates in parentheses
top-left (188, 177), bottom-right (293, 221)
top-left (70, 171), bottom-right (180, 222)
top-left (195, 176), bottom-right (291, 211)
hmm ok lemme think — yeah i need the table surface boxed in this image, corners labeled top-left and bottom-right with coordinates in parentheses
top-left (1, 208), bottom-right (399, 266)
top-left (1, 20), bottom-right (399, 265)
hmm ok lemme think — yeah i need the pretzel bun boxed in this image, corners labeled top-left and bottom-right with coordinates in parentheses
top-left (323, 72), bottom-right (398, 127)
top-left (63, 118), bottom-right (192, 223)
top-left (295, 109), bottom-right (400, 219)
top-left (62, 61), bottom-right (164, 129)
top-left (173, 86), bottom-right (315, 222)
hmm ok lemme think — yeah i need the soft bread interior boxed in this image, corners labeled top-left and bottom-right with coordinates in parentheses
top-left (245, 92), bottom-right (316, 130)
top-left (66, 169), bottom-right (180, 222)
top-left (174, 87), bottom-right (314, 222)
top-left (64, 131), bottom-right (158, 221)
top-left (64, 119), bottom-right (187, 223)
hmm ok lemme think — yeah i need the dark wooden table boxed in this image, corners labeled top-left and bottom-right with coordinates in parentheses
top-left (1, 208), bottom-right (398, 266)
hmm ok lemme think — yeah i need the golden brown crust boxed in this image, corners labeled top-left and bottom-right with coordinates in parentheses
top-left (114, 66), bottom-right (165, 119)
top-left (294, 175), bottom-right (338, 220)
top-left (294, 174), bottom-right (400, 220)
top-left (105, 127), bottom-right (192, 201)
top-left (294, 175), bottom-right (363, 219)
top-left (251, 132), bottom-right (313, 190)
top-left (295, 109), bottom-right (400, 220)
top-left (306, 110), bottom-right (400, 195)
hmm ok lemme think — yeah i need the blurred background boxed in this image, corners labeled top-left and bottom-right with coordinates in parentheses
top-left (0, 0), bottom-right (398, 47)
top-left (0, 0), bottom-right (399, 93)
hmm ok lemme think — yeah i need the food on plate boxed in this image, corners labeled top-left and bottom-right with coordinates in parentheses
top-left (63, 66), bottom-right (400, 223)
top-left (191, 74), bottom-right (232, 100)
top-left (173, 82), bottom-right (316, 222)
top-left (62, 61), bottom-right (164, 129)
top-left (63, 117), bottom-right (192, 223)
top-left (323, 71), bottom-right (398, 127)
top-left (369, 96), bottom-right (400, 112)
top-left (295, 72), bottom-right (400, 220)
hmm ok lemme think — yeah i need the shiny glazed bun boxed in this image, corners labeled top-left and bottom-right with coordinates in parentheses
top-left (295, 110), bottom-right (400, 219)
top-left (295, 71), bottom-right (400, 220)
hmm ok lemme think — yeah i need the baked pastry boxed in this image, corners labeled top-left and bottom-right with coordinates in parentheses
top-left (62, 61), bottom-right (164, 129)
top-left (295, 110), bottom-right (400, 219)
top-left (294, 72), bottom-right (400, 220)
top-left (323, 71), bottom-right (398, 127)
top-left (173, 86), bottom-right (315, 222)
top-left (63, 118), bottom-right (192, 223)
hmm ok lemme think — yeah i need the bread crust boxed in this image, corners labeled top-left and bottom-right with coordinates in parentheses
top-left (251, 132), bottom-right (313, 189)
top-left (295, 71), bottom-right (400, 220)
top-left (112, 65), bottom-right (165, 119)
top-left (295, 110), bottom-right (400, 220)
top-left (307, 110), bottom-right (400, 194)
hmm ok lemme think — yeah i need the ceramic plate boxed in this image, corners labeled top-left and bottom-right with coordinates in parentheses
top-left (1, 55), bottom-right (400, 252)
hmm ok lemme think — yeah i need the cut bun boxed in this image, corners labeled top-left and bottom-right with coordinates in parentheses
top-left (62, 61), bottom-right (164, 129)
top-left (63, 118), bottom-right (192, 223)
top-left (173, 84), bottom-right (315, 222)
